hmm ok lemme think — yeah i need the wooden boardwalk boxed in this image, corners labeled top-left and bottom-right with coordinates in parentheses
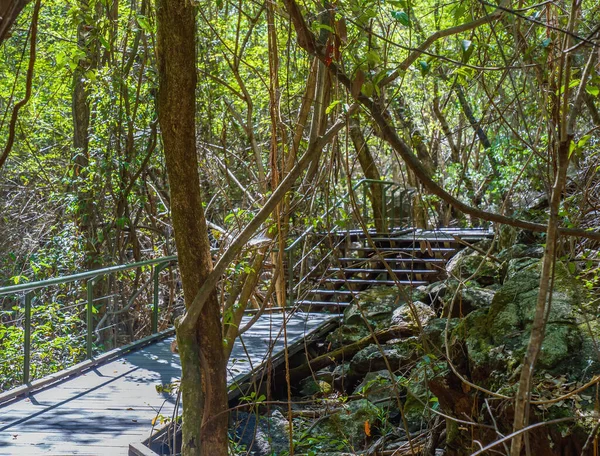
top-left (0, 312), bottom-right (335, 455)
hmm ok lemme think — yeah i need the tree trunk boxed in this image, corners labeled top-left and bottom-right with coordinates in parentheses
top-left (155, 1), bottom-right (228, 455)
top-left (72, 0), bottom-right (101, 269)
top-left (349, 116), bottom-right (385, 232)
top-left (0, 0), bottom-right (28, 44)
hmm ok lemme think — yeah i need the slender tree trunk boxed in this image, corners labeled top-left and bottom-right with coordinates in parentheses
top-left (155, 1), bottom-right (228, 454)
top-left (349, 116), bottom-right (385, 232)
top-left (72, 0), bottom-right (102, 269)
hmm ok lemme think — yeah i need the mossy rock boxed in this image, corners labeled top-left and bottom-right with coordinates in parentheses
top-left (438, 282), bottom-right (495, 318)
top-left (402, 360), bottom-right (445, 432)
top-left (299, 377), bottom-right (332, 397)
top-left (350, 342), bottom-right (415, 376)
top-left (353, 370), bottom-right (404, 407)
top-left (453, 260), bottom-right (586, 386)
top-left (422, 318), bottom-right (460, 352)
top-left (391, 301), bottom-right (435, 329)
top-left (305, 399), bottom-right (380, 452)
top-left (496, 243), bottom-right (544, 262)
top-left (326, 323), bottom-right (370, 348)
top-left (446, 247), bottom-right (502, 286)
top-left (343, 286), bottom-right (406, 327)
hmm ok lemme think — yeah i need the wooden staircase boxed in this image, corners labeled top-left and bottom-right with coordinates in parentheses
top-left (293, 227), bottom-right (493, 311)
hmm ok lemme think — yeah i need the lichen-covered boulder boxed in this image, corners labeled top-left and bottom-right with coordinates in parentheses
top-left (446, 247), bottom-right (502, 286)
top-left (328, 286), bottom-right (425, 348)
top-left (343, 287), bottom-right (405, 326)
top-left (299, 377), bottom-right (332, 397)
top-left (496, 243), bottom-right (544, 262)
top-left (353, 370), bottom-right (403, 407)
top-left (441, 284), bottom-right (495, 318)
top-left (391, 301), bottom-right (435, 329)
top-left (453, 260), bottom-right (586, 386)
top-left (302, 399), bottom-right (380, 452)
top-left (403, 360), bottom-right (445, 432)
top-left (423, 318), bottom-right (460, 352)
top-left (350, 342), bottom-right (415, 376)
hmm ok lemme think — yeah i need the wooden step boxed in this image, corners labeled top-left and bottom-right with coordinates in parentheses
top-left (328, 268), bottom-right (438, 275)
top-left (337, 258), bottom-right (446, 269)
top-left (337, 257), bottom-right (446, 263)
top-left (308, 289), bottom-right (360, 296)
top-left (295, 300), bottom-right (351, 307)
top-left (347, 246), bottom-right (456, 252)
top-left (323, 278), bottom-right (430, 286)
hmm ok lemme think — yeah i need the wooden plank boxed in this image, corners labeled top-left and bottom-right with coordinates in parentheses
top-left (0, 312), bottom-right (335, 455)
top-left (0, 328), bottom-right (175, 405)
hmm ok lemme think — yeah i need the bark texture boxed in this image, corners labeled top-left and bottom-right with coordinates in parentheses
top-left (0, 0), bottom-right (28, 44)
top-left (155, 1), bottom-right (228, 454)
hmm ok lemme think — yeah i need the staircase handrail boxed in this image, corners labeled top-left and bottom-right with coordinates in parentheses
top-left (285, 179), bottom-right (404, 254)
top-left (284, 179), bottom-right (413, 304)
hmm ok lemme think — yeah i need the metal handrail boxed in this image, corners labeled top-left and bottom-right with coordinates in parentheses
top-left (0, 256), bottom-right (179, 390)
top-left (0, 256), bottom-right (178, 296)
top-left (0, 179), bottom-right (413, 390)
top-left (285, 179), bottom-right (402, 253)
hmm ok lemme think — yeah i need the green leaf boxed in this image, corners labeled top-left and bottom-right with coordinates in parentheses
top-left (391, 11), bottom-right (410, 26)
top-left (362, 81), bottom-right (374, 97)
top-left (461, 39), bottom-right (474, 63)
top-left (366, 50), bottom-right (381, 65)
top-left (312, 21), bottom-right (335, 34)
top-left (577, 134), bottom-right (591, 148)
top-left (586, 85), bottom-right (599, 97)
top-left (453, 3), bottom-right (467, 21)
top-left (136, 15), bottom-right (152, 33)
top-left (325, 100), bottom-right (341, 114)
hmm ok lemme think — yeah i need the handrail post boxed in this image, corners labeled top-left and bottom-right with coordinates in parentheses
top-left (87, 278), bottom-right (95, 359)
top-left (153, 262), bottom-right (170, 334)
top-left (153, 265), bottom-right (160, 334)
top-left (23, 292), bottom-right (32, 384)
top-left (362, 182), bottom-right (367, 223)
top-left (392, 187), bottom-right (400, 225)
top-left (287, 248), bottom-right (294, 307)
top-left (382, 184), bottom-right (387, 231)
top-left (399, 190), bottom-right (406, 227)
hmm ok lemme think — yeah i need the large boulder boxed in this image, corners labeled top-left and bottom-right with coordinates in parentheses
top-left (299, 377), bottom-right (332, 397)
top-left (327, 286), bottom-right (425, 348)
top-left (350, 341), bottom-right (416, 377)
top-left (353, 370), bottom-right (402, 407)
top-left (231, 409), bottom-right (289, 455)
top-left (453, 259), bottom-right (587, 385)
top-left (391, 301), bottom-right (435, 329)
top-left (299, 399), bottom-right (380, 452)
top-left (446, 244), bottom-right (502, 286)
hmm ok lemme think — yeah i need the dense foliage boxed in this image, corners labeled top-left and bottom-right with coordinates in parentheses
top-left (1, 0), bottom-right (599, 453)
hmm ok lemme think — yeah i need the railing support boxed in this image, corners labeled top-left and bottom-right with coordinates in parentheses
top-left (87, 278), bottom-right (95, 359)
top-left (152, 262), bottom-right (170, 334)
top-left (23, 292), bottom-right (32, 384)
top-left (287, 248), bottom-right (294, 307)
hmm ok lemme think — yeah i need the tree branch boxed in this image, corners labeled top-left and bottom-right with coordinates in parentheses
top-left (282, 0), bottom-right (600, 242)
top-left (0, 0), bottom-right (40, 170)
top-left (178, 105), bottom-right (357, 335)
